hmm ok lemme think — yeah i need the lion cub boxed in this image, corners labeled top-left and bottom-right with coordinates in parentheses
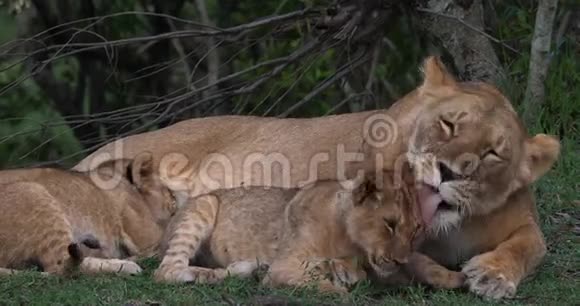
top-left (0, 153), bottom-right (176, 276)
top-left (155, 165), bottom-right (428, 292)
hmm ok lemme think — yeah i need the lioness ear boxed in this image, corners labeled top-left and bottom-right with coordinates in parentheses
top-left (518, 134), bottom-right (560, 185)
top-left (419, 56), bottom-right (457, 94)
top-left (129, 152), bottom-right (155, 190)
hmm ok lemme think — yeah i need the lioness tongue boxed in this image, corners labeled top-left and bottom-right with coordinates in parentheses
top-left (417, 185), bottom-right (442, 226)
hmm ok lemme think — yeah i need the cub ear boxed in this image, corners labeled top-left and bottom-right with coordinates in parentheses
top-left (349, 170), bottom-right (393, 206)
top-left (518, 134), bottom-right (560, 185)
top-left (88, 157), bottom-right (133, 190)
top-left (351, 173), bottom-right (378, 206)
top-left (93, 158), bottom-right (133, 180)
top-left (128, 152), bottom-right (155, 190)
top-left (91, 153), bottom-right (155, 190)
top-left (419, 56), bottom-right (457, 94)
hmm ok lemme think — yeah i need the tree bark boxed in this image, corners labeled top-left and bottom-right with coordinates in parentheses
top-left (195, 0), bottom-right (228, 115)
top-left (523, 0), bottom-right (558, 127)
top-left (417, 0), bottom-right (504, 85)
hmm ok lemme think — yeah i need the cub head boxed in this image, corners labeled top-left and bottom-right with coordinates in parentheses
top-left (342, 165), bottom-right (423, 278)
top-left (407, 56), bottom-right (560, 234)
top-left (90, 152), bottom-right (177, 227)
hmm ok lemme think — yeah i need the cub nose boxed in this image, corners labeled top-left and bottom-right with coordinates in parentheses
top-left (438, 162), bottom-right (460, 182)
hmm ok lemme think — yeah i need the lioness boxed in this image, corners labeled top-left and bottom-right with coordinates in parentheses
top-left (0, 153), bottom-right (177, 276)
top-left (74, 57), bottom-right (560, 299)
top-left (154, 166), bottom-right (463, 292)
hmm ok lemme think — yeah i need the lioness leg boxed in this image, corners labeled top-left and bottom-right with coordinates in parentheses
top-left (404, 252), bottom-right (465, 289)
top-left (462, 222), bottom-right (546, 300)
top-left (154, 195), bottom-right (219, 283)
top-left (265, 257), bottom-right (366, 293)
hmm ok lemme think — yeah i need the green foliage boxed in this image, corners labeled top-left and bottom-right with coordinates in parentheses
top-left (0, 10), bottom-right (15, 44)
top-left (495, 3), bottom-right (579, 136)
top-left (0, 63), bottom-right (82, 168)
top-left (0, 1), bottom-right (577, 167)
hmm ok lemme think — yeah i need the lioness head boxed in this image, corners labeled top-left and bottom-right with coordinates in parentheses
top-left (407, 57), bottom-right (560, 234)
top-left (90, 152), bottom-right (178, 226)
top-left (343, 166), bottom-right (422, 278)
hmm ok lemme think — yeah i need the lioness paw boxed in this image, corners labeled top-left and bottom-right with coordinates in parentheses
top-left (462, 254), bottom-right (516, 300)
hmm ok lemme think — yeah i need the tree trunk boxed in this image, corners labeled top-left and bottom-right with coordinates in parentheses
top-left (523, 0), bottom-right (558, 127)
top-left (417, 0), bottom-right (504, 85)
top-left (195, 0), bottom-right (230, 116)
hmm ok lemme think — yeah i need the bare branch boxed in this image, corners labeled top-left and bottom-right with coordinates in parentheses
top-left (365, 42), bottom-right (380, 91)
top-left (261, 39), bottom-right (344, 116)
top-left (0, 1), bottom-right (397, 167)
top-left (417, 0), bottom-right (507, 84)
top-left (417, 7), bottom-right (520, 55)
top-left (167, 19), bottom-right (193, 86)
top-left (324, 92), bottom-right (372, 115)
top-left (194, 0), bottom-right (221, 113)
top-left (279, 51), bottom-right (369, 117)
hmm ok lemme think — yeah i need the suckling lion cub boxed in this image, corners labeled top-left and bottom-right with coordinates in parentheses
top-left (0, 153), bottom-right (177, 276)
top-left (155, 165), bottom-right (463, 292)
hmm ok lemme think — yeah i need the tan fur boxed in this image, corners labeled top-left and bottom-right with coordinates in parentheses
top-left (401, 57), bottom-right (560, 299)
top-left (0, 153), bottom-right (177, 276)
top-left (74, 56), bottom-right (559, 299)
top-left (154, 170), bottom-right (424, 293)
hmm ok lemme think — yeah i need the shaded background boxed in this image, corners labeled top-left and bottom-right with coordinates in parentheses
top-left (0, 0), bottom-right (577, 168)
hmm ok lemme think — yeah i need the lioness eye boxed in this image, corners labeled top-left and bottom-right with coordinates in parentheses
top-left (439, 118), bottom-right (454, 136)
top-left (383, 218), bottom-right (397, 231)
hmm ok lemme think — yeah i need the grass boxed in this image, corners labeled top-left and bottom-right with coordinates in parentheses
top-left (0, 143), bottom-right (577, 306)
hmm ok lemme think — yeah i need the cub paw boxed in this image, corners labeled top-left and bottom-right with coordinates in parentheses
top-left (329, 259), bottom-right (366, 288)
top-left (110, 259), bottom-right (143, 275)
top-left (462, 254), bottom-right (517, 300)
top-left (445, 271), bottom-right (467, 289)
top-left (305, 258), bottom-right (365, 289)
top-left (154, 267), bottom-right (190, 283)
top-left (426, 270), bottom-right (466, 289)
top-left (81, 257), bottom-right (143, 275)
top-left (226, 261), bottom-right (262, 278)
